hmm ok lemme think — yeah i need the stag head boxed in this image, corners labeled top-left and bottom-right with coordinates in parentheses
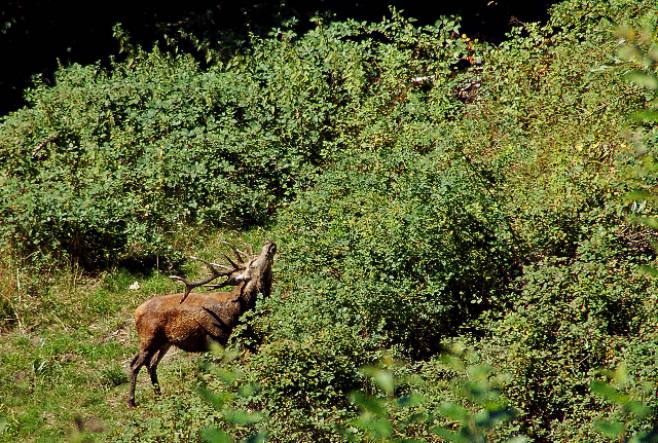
top-left (170, 240), bottom-right (277, 303)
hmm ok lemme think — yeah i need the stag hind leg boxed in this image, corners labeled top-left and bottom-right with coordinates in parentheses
top-left (147, 344), bottom-right (171, 396)
top-left (127, 346), bottom-right (157, 407)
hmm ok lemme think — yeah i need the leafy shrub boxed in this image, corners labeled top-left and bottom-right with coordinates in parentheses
top-left (220, 0), bottom-right (657, 439)
top-left (0, 12), bottom-right (470, 268)
top-left (473, 234), bottom-right (657, 441)
top-left (345, 352), bottom-right (526, 443)
top-left (273, 147), bottom-right (516, 356)
top-left (591, 367), bottom-right (658, 443)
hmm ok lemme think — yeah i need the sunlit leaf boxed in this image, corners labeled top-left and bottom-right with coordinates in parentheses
top-left (438, 402), bottom-right (470, 422)
top-left (626, 71), bottom-right (658, 89)
top-left (201, 427), bottom-right (233, 443)
top-left (593, 420), bottom-right (624, 437)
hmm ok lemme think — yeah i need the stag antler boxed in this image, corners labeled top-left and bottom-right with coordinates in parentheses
top-left (169, 256), bottom-right (244, 304)
top-left (221, 240), bottom-right (252, 264)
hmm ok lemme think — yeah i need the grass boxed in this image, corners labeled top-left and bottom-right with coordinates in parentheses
top-left (0, 230), bottom-right (272, 442)
top-left (0, 271), bottom-right (186, 441)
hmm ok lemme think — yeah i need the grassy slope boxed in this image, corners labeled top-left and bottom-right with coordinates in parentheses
top-left (2, 269), bottom-right (157, 441)
top-left (1, 232), bottom-right (258, 442)
top-left (2, 223), bottom-right (285, 441)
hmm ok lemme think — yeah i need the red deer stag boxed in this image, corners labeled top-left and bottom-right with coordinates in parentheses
top-left (127, 240), bottom-right (276, 407)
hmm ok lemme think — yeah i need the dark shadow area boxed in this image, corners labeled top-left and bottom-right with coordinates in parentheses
top-left (0, 0), bottom-right (559, 115)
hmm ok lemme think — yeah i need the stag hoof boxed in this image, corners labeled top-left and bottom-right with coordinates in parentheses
top-left (127, 398), bottom-right (136, 408)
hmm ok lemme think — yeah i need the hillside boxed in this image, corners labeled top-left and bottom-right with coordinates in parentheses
top-left (0, 0), bottom-right (657, 441)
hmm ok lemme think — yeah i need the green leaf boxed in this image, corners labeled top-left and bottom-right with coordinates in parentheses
top-left (624, 190), bottom-right (653, 202)
top-left (197, 386), bottom-right (231, 410)
top-left (626, 71), bottom-right (658, 89)
top-left (244, 432), bottom-right (268, 443)
top-left (639, 264), bottom-right (658, 277)
top-left (593, 420), bottom-right (624, 438)
top-left (438, 402), bottom-right (470, 422)
top-left (224, 410), bottom-right (262, 426)
top-left (625, 400), bottom-right (651, 419)
top-left (474, 409), bottom-right (494, 429)
top-left (201, 427), bottom-right (233, 443)
top-left (467, 364), bottom-right (492, 380)
top-left (368, 417), bottom-right (393, 438)
top-left (630, 429), bottom-right (658, 443)
top-left (215, 368), bottom-right (241, 385)
top-left (631, 109), bottom-right (658, 122)
top-left (237, 383), bottom-right (259, 398)
top-left (431, 427), bottom-right (470, 443)
top-left (350, 391), bottom-right (387, 416)
top-left (439, 353), bottom-right (466, 372)
top-left (590, 381), bottom-right (627, 404)
top-left (487, 407), bottom-right (517, 425)
top-left (363, 367), bottom-right (395, 396)
top-left (396, 392), bottom-right (424, 408)
top-left (633, 216), bottom-right (658, 229)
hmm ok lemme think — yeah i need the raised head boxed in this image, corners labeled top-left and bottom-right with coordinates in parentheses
top-left (169, 240), bottom-right (277, 303)
top-left (240, 240), bottom-right (277, 299)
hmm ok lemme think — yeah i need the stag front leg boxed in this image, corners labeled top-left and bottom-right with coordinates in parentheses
top-left (128, 347), bottom-right (156, 407)
top-left (147, 344), bottom-right (171, 396)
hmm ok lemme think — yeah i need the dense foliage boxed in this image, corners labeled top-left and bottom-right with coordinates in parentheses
top-left (0, 0), bottom-right (554, 115)
top-left (0, 0), bottom-right (656, 442)
top-left (0, 11), bottom-right (472, 266)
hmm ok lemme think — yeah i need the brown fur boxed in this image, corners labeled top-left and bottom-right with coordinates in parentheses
top-left (127, 240), bottom-right (276, 407)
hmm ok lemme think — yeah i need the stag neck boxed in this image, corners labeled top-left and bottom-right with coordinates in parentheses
top-left (239, 265), bottom-right (272, 310)
top-left (238, 279), bottom-right (259, 311)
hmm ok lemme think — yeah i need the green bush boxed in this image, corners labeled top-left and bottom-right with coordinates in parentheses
top-left (273, 147), bottom-right (516, 354)
top-left (230, 0), bottom-right (657, 439)
top-left (0, 12), bottom-right (470, 267)
top-left (473, 234), bottom-right (657, 441)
